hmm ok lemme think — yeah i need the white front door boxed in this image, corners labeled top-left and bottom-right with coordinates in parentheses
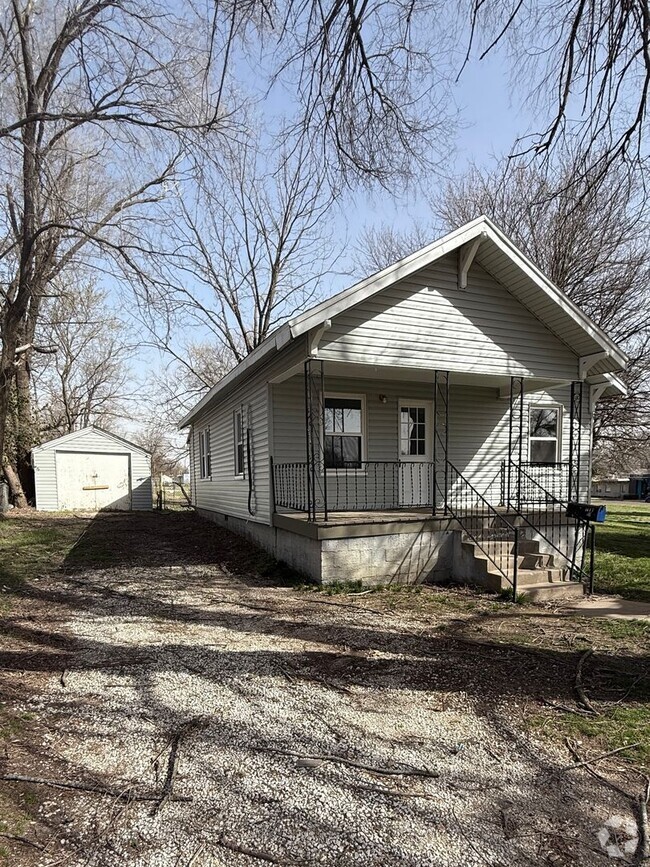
top-left (399, 401), bottom-right (432, 507)
top-left (56, 451), bottom-right (132, 511)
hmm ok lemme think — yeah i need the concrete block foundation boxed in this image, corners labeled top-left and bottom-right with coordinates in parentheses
top-left (197, 507), bottom-right (455, 586)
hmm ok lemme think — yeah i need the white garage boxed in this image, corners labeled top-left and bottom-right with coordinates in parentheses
top-left (32, 426), bottom-right (152, 512)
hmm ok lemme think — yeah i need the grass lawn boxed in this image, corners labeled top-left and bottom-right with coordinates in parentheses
top-left (0, 513), bottom-right (88, 597)
top-left (594, 501), bottom-right (650, 602)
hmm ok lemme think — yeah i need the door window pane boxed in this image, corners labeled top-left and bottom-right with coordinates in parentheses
top-left (400, 406), bottom-right (427, 456)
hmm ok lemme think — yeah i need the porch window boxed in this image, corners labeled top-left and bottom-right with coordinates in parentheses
top-left (199, 427), bottom-right (211, 479)
top-left (324, 396), bottom-right (363, 469)
top-left (529, 407), bottom-right (560, 464)
top-left (234, 410), bottom-right (244, 476)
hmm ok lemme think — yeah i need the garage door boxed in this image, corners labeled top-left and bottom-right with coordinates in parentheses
top-left (56, 451), bottom-right (131, 511)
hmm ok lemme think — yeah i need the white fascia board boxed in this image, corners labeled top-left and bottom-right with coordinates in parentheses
top-left (288, 218), bottom-right (488, 338)
top-left (31, 425), bottom-right (151, 457)
top-left (587, 371), bottom-right (628, 397)
top-left (178, 323), bottom-right (292, 428)
top-left (287, 214), bottom-right (628, 370)
top-left (484, 221), bottom-right (628, 369)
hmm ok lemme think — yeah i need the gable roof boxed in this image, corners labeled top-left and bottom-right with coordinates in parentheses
top-left (180, 215), bottom-right (628, 427)
top-left (31, 425), bottom-right (151, 456)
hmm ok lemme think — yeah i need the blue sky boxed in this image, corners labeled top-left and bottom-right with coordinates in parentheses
top-left (124, 39), bottom-right (540, 436)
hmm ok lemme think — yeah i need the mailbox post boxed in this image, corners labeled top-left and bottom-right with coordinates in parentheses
top-left (565, 502), bottom-right (607, 594)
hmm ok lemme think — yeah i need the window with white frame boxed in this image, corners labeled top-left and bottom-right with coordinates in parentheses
top-left (528, 406), bottom-right (560, 464)
top-left (234, 409), bottom-right (245, 476)
top-left (324, 395), bottom-right (364, 469)
top-left (198, 427), bottom-right (211, 478)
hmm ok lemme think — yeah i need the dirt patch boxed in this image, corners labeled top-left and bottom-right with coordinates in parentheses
top-left (0, 511), bottom-right (647, 866)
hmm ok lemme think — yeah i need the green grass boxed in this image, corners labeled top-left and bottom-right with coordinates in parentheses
top-left (0, 515), bottom-right (87, 594)
top-left (542, 706), bottom-right (650, 772)
top-left (594, 502), bottom-right (650, 602)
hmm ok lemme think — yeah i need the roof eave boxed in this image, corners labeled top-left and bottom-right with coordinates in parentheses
top-left (287, 215), bottom-right (627, 371)
top-left (178, 323), bottom-right (293, 428)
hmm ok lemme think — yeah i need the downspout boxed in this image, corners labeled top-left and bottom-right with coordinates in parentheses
top-left (246, 405), bottom-right (256, 516)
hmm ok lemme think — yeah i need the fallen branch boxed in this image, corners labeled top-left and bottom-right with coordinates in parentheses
top-left (575, 649), bottom-right (599, 715)
top-left (543, 699), bottom-right (592, 717)
top-left (0, 831), bottom-right (44, 850)
top-left (638, 777), bottom-right (650, 865)
top-left (561, 742), bottom-right (641, 773)
top-left (0, 774), bottom-right (192, 802)
top-left (352, 781), bottom-right (438, 799)
top-left (218, 835), bottom-right (297, 865)
top-left (261, 747), bottom-right (439, 778)
top-left (152, 717), bottom-right (207, 815)
top-left (564, 739), bottom-right (633, 800)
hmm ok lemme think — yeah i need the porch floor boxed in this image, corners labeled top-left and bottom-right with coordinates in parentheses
top-left (273, 505), bottom-right (566, 540)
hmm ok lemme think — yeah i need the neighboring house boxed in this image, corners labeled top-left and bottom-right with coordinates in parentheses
top-left (592, 478), bottom-right (630, 499)
top-left (629, 471), bottom-right (650, 500)
top-left (180, 217), bottom-right (627, 599)
top-left (32, 426), bottom-right (152, 511)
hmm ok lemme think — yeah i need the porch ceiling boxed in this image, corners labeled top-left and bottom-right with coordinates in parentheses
top-left (306, 360), bottom-right (568, 393)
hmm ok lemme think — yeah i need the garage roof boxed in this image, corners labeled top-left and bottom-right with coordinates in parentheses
top-left (31, 425), bottom-right (151, 456)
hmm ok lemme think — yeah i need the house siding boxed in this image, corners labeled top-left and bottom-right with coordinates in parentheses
top-left (317, 255), bottom-right (580, 380)
top-left (190, 339), bottom-right (307, 524)
top-left (33, 428), bottom-right (152, 511)
top-left (272, 375), bottom-right (592, 503)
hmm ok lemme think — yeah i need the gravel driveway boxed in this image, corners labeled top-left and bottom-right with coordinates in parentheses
top-left (0, 512), bottom-right (636, 866)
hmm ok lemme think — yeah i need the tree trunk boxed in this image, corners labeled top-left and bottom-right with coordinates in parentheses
top-left (3, 460), bottom-right (28, 509)
top-left (14, 358), bottom-right (36, 504)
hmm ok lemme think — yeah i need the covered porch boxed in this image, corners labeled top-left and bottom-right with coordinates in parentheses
top-left (270, 358), bottom-right (587, 522)
top-left (268, 359), bottom-right (593, 597)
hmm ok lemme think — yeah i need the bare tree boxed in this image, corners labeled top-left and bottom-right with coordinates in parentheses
top-left (150, 342), bottom-right (233, 425)
top-left (144, 137), bottom-right (339, 366)
top-left (274, 0), bottom-right (457, 184)
top-left (352, 222), bottom-right (436, 275)
top-left (0, 0), bottom-right (245, 502)
top-left (461, 0), bottom-right (650, 181)
top-left (33, 283), bottom-right (133, 438)
top-left (437, 155), bottom-right (650, 466)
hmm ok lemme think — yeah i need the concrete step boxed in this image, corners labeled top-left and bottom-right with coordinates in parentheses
top-left (461, 538), bottom-right (541, 555)
top-left (510, 568), bottom-right (567, 586)
top-left (518, 552), bottom-right (556, 569)
top-left (466, 546), bottom-right (557, 573)
top-left (518, 581), bottom-right (584, 602)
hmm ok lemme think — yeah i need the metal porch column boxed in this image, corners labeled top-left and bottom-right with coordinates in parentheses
top-left (568, 381), bottom-right (584, 503)
top-left (433, 370), bottom-right (450, 514)
top-left (304, 359), bottom-right (327, 521)
top-left (507, 376), bottom-right (524, 509)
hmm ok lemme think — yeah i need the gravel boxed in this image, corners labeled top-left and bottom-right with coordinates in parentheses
top-left (1, 518), bottom-right (636, 866)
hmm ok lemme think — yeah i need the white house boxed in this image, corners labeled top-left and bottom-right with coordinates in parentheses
top-left (180, 217), bottom-right (627, 599)
top-left (32, 426), bottom-right (152, 511)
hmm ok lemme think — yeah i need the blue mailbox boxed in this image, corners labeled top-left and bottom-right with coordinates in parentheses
top-left (566, 502), bottom-right (607, 523)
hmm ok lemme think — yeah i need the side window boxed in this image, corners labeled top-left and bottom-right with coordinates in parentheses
top-left (198, 427), bottom-right (211, 479)
top-left (324, 396), bottom-right (363, 469)
top-left (234, 410), bottom-right (244, 476)
top-left (528, 407), bottom-right (560, 464)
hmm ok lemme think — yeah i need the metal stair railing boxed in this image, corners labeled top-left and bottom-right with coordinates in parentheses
top-left (447, 462), bottom-right (520, 599)
top-left (507, 461), bottom-right (590, 584)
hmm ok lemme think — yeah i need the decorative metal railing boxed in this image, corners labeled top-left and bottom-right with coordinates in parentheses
top-left (271, 461), bottom-right (310, 513)
top-left (271, 457), bottom-right (594, 595)
top-left (501, 460), bottom-right (570, 506)
top-left (507, 462), bottom-right (591, 584)
top-left (447, 462), bottom-right (519, 598)
top-left (272, 459), bottom-right (434, 513)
